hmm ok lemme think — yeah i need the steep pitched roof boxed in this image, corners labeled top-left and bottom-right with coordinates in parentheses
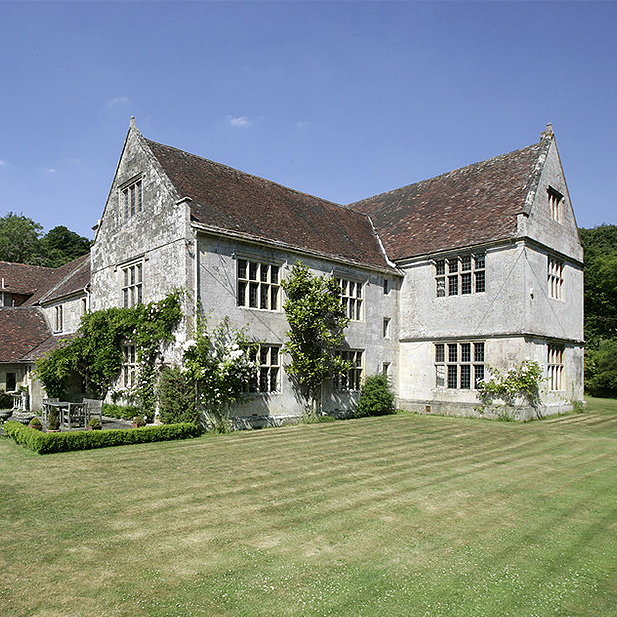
top-left (0, 261), bottom-right (54, 297)
top-left (349, 135), bottom-right (551, 261)
top-left (25, 254), bottom-right (90, 306)
top-left (0, 308), bottom-right (51, 363)
top-left (144, 138), bottom-right (394, 271)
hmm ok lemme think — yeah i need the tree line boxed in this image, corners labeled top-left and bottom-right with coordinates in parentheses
top-left (579, 224), bottom-right (617, 398)
top-left (0, 212), bottom-right (91, 268)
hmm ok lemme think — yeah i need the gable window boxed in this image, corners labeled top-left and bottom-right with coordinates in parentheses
top-left (547, 344), bottom-right (564, 391)
top-left (547, 256), bottom-right (564, 300)
top-left (121, 344), bottom-right (137, 389)
top-left (547, 186), bottom-right (563, 223)
top-left (435, 341), bottom-right (484, 389)
top-left (122, 263), bottom-right (143, 308)
top-left (237, 259), bottom-right (280, 311)
top-left (245, 344), bottom-right (281, 393)
top-left (333, 349), bottom-right (363, 391)
top-left (337, 278), bottom-right (363, 321)
top-left (54, 305), bottom-right (63, 333)
top-left (383, 278), bottom-right (390, 295)
top-left (122, 178), bottom-right (143, 219)
top-left (435, 252), bottom-right (485, 297)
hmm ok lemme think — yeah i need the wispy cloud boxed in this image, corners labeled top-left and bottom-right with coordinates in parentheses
top-left (107, 96), bottom-right (129, 108)
top-left (229, 116), bottom-right (251, 128)
top-left (47, 168), bottom-right (56, 174)
top-left (0, 159), bottom-right (6, 166)
top-left (296, 120), bottom-right (312, 128)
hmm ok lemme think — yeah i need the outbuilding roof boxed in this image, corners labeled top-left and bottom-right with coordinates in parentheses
top-left (0, 308), bottom-right (51, 363)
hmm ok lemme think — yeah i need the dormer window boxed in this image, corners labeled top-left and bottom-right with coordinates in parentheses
top-left (547, 186), bottom-right (563, 223)
top-left (121, 177), bottom-right (143, 219)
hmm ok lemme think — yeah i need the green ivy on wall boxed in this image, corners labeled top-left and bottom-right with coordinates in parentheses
top-left (35, 290), bottom-right (183, 417)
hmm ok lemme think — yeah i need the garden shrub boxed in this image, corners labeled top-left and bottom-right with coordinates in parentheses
top-left (0, 389), bottom-right (12, 409)
top-left (102, 403), bottom-right (144, 422)
top-left (158, 366), bottom-right (199, 425)
top-left (4, 420), bottom-right (201, 454)
top-left (355, 374), bottom-right (395, 418)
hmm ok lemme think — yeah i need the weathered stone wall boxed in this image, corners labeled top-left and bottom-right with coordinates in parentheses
top-left (196, 233), bottom-right (400, 419)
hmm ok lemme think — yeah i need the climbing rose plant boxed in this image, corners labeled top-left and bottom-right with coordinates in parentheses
top-left (476, 359), bottom-right (544, 416)
top-left (183, 315), bottom-right (258, 431)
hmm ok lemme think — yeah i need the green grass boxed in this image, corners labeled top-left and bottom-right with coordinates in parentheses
top-left (1, 398), bottom-right (617, 616)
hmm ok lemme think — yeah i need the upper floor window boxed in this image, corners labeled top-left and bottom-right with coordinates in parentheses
top-left (245, 344), bottom-right (281, 394)
top-left (237, 259), bottom-right (280, 311)
top-left (435, 253), bottom-right (485, 297)
top-left (435, 341), bottom-right (485, 389)
top-left (547, 344), bottom-right (564, 391)
top-left (333, 349), bottom-right (363, 391)
top-left (547, 256), bottom-right (564, 300)
top-left (547, 186), bottom-right (563, 223)
top-left (337, 277), bottom-right (363, 321)
top-left (122, 178), bottom-right (143, 219)
top-left (54, 305), bottom-right (63, 333)
top-left (123, 263), bottom-right (143, 308)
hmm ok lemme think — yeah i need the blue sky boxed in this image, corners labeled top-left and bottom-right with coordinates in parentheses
top-left (0, 1), bottom-right (615, 239)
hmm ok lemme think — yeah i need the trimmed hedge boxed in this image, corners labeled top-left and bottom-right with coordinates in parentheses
top-left (4, 421), bottom-right (201, 455)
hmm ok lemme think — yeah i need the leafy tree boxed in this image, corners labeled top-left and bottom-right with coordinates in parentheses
top-left (40, 226), bottom-right (91, 267)
top-left (585, 339), bottom-right (617, 399)
top-left (282, 261), bottom-right (350, 415)
top-left (579, 224), bottom-right (617, 398)
top-left (0, 212), bottom-right (43, 264)
top-left (0, 213), bottom-right (91, 267)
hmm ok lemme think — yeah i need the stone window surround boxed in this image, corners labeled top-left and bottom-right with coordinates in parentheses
top-left (435, 341), bottom-right (485, 390)
top-left (435, 252), bottom-right (485, 298)
top-left (119, 174), bottom-right (143, 220)
top-left (121, 343), bottom-right (137, 389)
top-left (235, 255), bottom-right (282, 312)
top-left (333, 349), bottom-right (363, 391)
top-left (245, 344), bottom-right (281, 394)
top-left (547, 255), bottom-right (564, 301)
top-left (335, 275), bottom-right (364, 322)
top-left (547, 343), bottom-right (564, 391)
top-left (54, 304), bottom-right (64, 333)
top-left (122, 261), bottom-right (143, 308)
top-left (547, 185), bottom-right (564, 223)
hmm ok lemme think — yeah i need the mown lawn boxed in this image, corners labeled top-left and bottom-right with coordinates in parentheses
top-left (1, 398), bottom-right (617, 617)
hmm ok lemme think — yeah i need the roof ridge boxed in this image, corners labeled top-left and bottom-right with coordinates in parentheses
top-left (144, 137), bottom-right (356, 215)
top-left (349, 141), bottom-right (542, 210)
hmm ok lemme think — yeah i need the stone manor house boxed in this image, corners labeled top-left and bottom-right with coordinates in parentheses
top-left (0, 121), bottom-right (584, 421)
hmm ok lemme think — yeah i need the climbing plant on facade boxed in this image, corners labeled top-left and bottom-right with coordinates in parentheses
top-left (35, 290), bottom-right (183, 417)
top-left (282, 261), bottom-right (350, 415)
top-left (476, 359), bottom-right (544, 417)
top-left (183, 314), bottom-right (257, 431)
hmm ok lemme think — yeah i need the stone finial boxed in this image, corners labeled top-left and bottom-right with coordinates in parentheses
top-left (130, 116), bottom-right (136, 128)
top-left (541, 122), bottom-right (554, 139)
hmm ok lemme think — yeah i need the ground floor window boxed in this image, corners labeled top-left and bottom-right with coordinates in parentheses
top-left (122, 344), bottom-right (137, 389)
top-left (6, 372), bottom-right (16, 392)
top-left (333, 349), bottom-right (363, 391)
top-left (246, 345), bottom-right (281, 393)
top-left (547, 344), bottom-right (564, 391)
top-left (435, 341), bottom-right (484, 389)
